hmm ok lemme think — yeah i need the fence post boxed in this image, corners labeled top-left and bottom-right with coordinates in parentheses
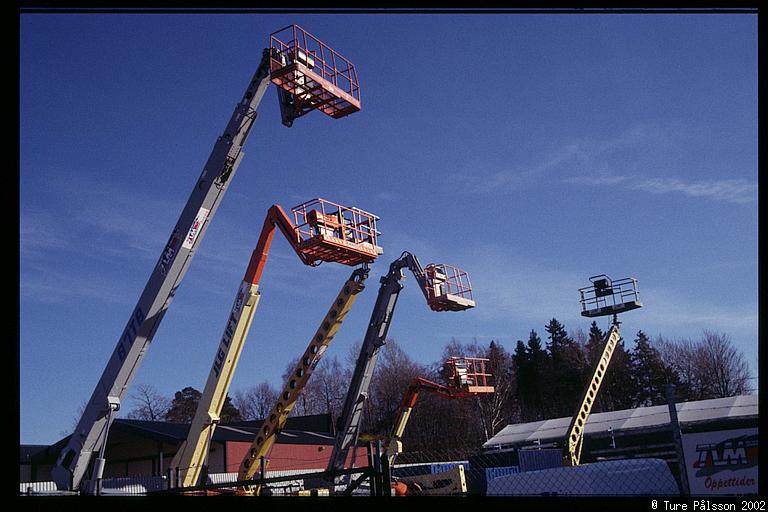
top-left (259, 456), bottom-right (267, 496)
top-left (200, 465), bottom-right (208, 494)
top-left (375, 441), bottom-right (386, 496)
top-left (367, 442), bottom-right (378, 496)
top-left (666, 384), bottom-right (691, 496)
top-left (380, 443), bottom-right (391, 497)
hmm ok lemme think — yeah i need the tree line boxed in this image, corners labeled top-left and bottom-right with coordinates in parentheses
top-left (120, 320), bottom-right (753, 454)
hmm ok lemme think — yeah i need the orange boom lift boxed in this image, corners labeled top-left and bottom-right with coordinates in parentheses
top-left (169, 198), bottom-right (381, 489)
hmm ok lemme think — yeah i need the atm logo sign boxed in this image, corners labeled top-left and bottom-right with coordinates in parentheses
top-left (693, 434), bottom-right (758, 477)
top-left (182, 207), bottom-right (210, 250)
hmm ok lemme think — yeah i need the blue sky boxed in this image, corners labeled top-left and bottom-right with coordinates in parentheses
top-left (20, 12), bottom-right (758, 444)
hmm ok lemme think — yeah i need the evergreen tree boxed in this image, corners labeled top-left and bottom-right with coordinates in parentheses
top-left (630, 331), bottom-right (680, 407)
top-left (164, 386), bottom-right (242, 423)
top-left (220, 395), bottom-right (243, 423)
top-left (584, 321), bottom-right (605, 368)
top-left (544, 318), bottom-right (570, 357)
top-left (511, 339), bottom-right (531, 420)
top-left (525, 330), bottom-right (550, 420)
top-left (604, 337), bottom-right (636, 410)
top-left (165, 387), bottom-right (202, 423)
top-left (583, 320), bottom-right (634, 413)
top-left (545, 318), bottom-right (585, 417)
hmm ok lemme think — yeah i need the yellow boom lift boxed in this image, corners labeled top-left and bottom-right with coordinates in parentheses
top-left (168, 199), bottom-right (381, 488)
top-left (565, 274), bottom-right (642, 466)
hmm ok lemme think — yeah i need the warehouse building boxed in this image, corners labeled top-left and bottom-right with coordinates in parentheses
top-left (482, 394), bottom-right (758, 495)
top-left (21, 413), bottom-right (367, 486)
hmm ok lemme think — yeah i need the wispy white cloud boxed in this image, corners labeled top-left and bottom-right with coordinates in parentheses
top-left (20, 262), bottom-right (131, 305)
top-left (636, 284), bottom-right (758, 335)
top-left (449, 121), bottom-right (756, 205)
top-left (567, 174), bottom-right (757, 205)
top-left (449, 243), bottom-right (585, 326)
top-left (20, 210), bottom-right (75, 258)
top-left (628, 177), bottom-right (756, 204)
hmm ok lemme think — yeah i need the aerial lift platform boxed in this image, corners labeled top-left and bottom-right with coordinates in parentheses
top-left (386, 357), bottom-right (494, 496)
top-left (565, 274), bottom-right (642, 466)
top-left (169, 198), bottom-right (380, 489)
top-left (326, 252), bottom-right (475, 492)
top-left (269, 24), bottom-right (361, 124)
top-left (53, 24), bottom-right (363, 493)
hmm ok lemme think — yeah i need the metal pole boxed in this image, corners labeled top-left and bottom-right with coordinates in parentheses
top-left (380, 443), bottom-right (392, 497)
top-left (476, 395), bottom-right (489, 442)
top-left (366, 442), bottom-right (377, 496)
top-left (200, 421), bottom-right (216, 490)
top-left (90, 401), bottom-right (118, 495)
top-left (666, 384), bottom-right (691, 496)
top-left (374, 440), bottom-right (385, 496)
top-left (259, 456), bottom-right (267, 496)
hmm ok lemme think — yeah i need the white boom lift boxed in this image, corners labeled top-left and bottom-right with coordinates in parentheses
top-left (53, 23), bottom-right (363, 492)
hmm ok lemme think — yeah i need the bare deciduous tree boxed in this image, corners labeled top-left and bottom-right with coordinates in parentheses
top-left (657, 331), bottom-right (751, 400)
top-left (62, 400), bottom-right (88, 438)
top-left (699, 330), bottom-right (752, 398)
top-left (126, 383), bottom-right (170, 421)
top-left (233, 382), bottom-right (279, 420)
top-left (281, 356), bottom-right (318, 417)
top-left (657, 336), bottom-right (709, 400)
top-left (309, 355), bottom-right (349, 421)
top-left (366, 339), bottom-right (425, 437)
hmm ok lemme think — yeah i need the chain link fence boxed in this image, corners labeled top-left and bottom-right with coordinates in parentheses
top-left (20, 443), bottom-right (686, 497)
top-left (391, 446), bottom-right (683, 496)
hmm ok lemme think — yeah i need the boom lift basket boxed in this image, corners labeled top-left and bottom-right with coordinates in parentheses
top-left (270, 24), bottom-right (361, 120)
top-left (424, 264), bottom-right (475, 311)
top-left (442, 357), bottom-right (495, 395)
top-left (292, 198), bottom-right (382, 266)
top-left (578, 275), bottom-right (642, 318)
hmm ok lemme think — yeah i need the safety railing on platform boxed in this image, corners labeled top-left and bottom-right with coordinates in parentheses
top-left (269, 24), bottom-right (361, 120)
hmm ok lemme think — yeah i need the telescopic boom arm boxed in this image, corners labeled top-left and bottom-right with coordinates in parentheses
top-left (327, 252), bottom-right (475, 474)
top-left (236, 267), bottom-right (369, 495)
top-left (564, 318), bottom-right (621, 467)
top-left (385, 377), bottom-right (472, 466)
top-left (565, 275), bottom-right (642, 466)
top-left (52, 49), bottom-right (279, 492)
top-left (168, 204), bottom-right (324, 488)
